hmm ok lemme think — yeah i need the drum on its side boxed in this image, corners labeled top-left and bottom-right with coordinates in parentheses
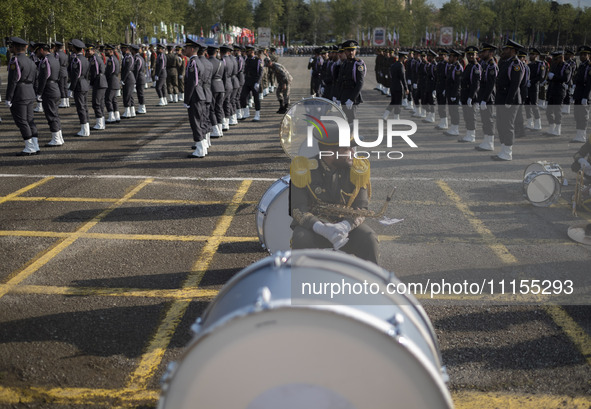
top-left (158, 250), bottom-right (453, 409)
top-left (523, 161), bottom-right (564, 184)
top-left (523, 170), bottom-right (562, 207)
top-left (255, 176), bottom-right (292, 253)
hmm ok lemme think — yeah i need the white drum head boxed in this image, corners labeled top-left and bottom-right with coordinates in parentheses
top-left (525, 172), bottom-right (560, 205)
top-left (159, 307), bottom-right (453, 409)
top-left (256, 177), bottom-right (292, 253)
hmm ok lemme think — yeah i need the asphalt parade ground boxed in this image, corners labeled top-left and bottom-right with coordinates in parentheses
top-left (0, 56), bottom-right (590, 408)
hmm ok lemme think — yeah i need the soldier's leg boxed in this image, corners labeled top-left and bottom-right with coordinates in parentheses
top-left (137, 82), bottom-right (145, 105)
top-left (240, 85), bottom-right (250, 109)
top-left (480, 106), bottom-right (494, 135)
top-left (515, 105), bottom-right (525, 138)
top-left (284, 84), bottom-right (291, 107)
top-left (43, 96), bottom-right (61, 132)
top-left (74, 91), bottom-right (86, 124)
top-left (341, 223), bottom-right (379, 264)
top-left (291, 226), bottom-right (333, 251)
top-left (92, 88), bottom-right (101, 117)
top-left (216, 92), bottom-right (225, 125)
top-left (253, 87), bottom-right (261, 111)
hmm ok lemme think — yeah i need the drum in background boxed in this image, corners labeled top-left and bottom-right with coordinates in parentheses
top-left (255, 176), bottom-right (292, 253)
top-left (523, 161), bottom-right (564, 184)
top-left (158, 250), bottom-right (453, 409)
top-left (523, 170), bottom-right (562, 207)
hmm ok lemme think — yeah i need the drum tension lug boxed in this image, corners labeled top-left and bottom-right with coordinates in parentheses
top-left (387, 313), bottom-right (404, 337)
top-left (255, 286), bottom-right (272, 310)
top-left (190, 317), bottom-right (202, 335)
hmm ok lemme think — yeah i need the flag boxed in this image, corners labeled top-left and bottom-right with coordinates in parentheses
top-left (426, 27), bottom-right (429, 45)
top-left (368, 28), bottom-right (371, 44)
top-left (200, 26), bottom-right (204, 37)
top-left (362, 31), bottom-right (365, 46)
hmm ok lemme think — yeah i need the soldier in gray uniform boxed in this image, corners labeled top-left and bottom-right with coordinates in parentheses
top-left (240, 45), bottom-right (263, 121)
top-left (34, 42), bottom-right (63, 147)
top-left (86, 44), bottom-right (108, 130)
top-left (264, 57), bottom-right (292, 114)
top-left (154, 44), bottom-right (168, 105)
top-left (383, 50), bottom-right (409, 120)
top-left (335, 40), bottom-right (366, 124)
top-left (183, 39), bottom-right (207, 158)
top-left (572, 45), bottom-right (591, 143)
top-left (120, 44), bottom-right (136, 118)
top-left (104, 44), bottom-right (121, 123)
top-left (220, 44), bottom-right (237, 127)
top-left (53, 41), bottom-right (70, 108)
top-left (131, 44), bottom-right (147, 114)
top-left (176, 45), bottom-right (186, 101)
top-left (207, 45), bottom-right (225, 138)
top-left (459, 46), bottom-right (481, 142)
top-left (69, 39), bottom-right (91, 137)
top-left (228, 45), bottom-right (241, 126)
top-left (6, 37), bottom-right (39, 155)
top-left (197, 42), bottom-right (213, 149)
top-left (233, 45), bottom-right (245, 119)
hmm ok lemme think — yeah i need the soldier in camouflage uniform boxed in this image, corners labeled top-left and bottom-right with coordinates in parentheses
top-left (264, 57), bottom-right (292, 114)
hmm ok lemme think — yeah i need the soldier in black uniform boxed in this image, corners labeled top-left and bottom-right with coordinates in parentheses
top-left (154, 44), bottom-right (168, 106)
top-left (131, 44), bottom-right (147, 114)
top-left (458, 46), bottom-right (481, 142)
top-left (308, 47), bottom-right (324, 96)
top-left (104, 44), bottom-right (121, 123)
top-left (374, 48), bottom-right (385, 93)
top-left (175, 45), bottom-right (185, 101)
top-left (563, 48), bottom-right (576, 115)
top-left (234, 45), bottom-right (245, 119)
top-left (422, 49), bottom-right (438, 124)
top-left (545, 50), bottom-right (572, 137)
top-left (491, 39), bottom-right (525, 161)
top-left (69, 39), bottom-right (91, 137)
top-left (53, 41), bottom-right (70, 108)
top-left (227, 45), bottom-right (241, 126)
top-left (86, 44), bottom-right (108, 130)
top-left (33, 42), bottom-right (63, 147)
top-left (475, 43), bottom-right (499, 151)
top-left (572, 45), bottom-right (591, 143)
top-left (183, 39), bottom-right (207, 158)
top-left (207, 45), bottom-right (225, 137)
top-left (335, 40), bottom-right (366, 124)
top-left (120, 44), bottom-right (136, 118)
top-left (289, 123), bottom-right (379, 264)
top-left (435, 49), bottom-right (449, 130)
top-left (444, 49), bottom-right (463, 137)
top-left (6, 37), bottom-right (40, 155)
top-left (524, 48), bottom-right (546, 131)
top-left (383, 50), bottom-right (408, 120)
top-left (197, 42), bottom-right (213, 149)
top-left (239, 45), bottom-right (263, 122)
top-left (166, 44), bottom-right (181, 103)
top-left (514, 49), bottom-right (530, 139)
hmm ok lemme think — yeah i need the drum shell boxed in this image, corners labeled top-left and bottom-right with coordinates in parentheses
top-left (255, 176), bottom-right (292, 253)
top-left (523, 161), bottom-right (564, 184)
top-left (523, 171), bottom-right (561, 207)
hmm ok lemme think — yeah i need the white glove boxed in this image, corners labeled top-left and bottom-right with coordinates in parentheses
top-left (570, 85), bottom-right (576, 94)
top-left (505, 104), bottom-right (512, 108)
top-left (579, 158), bottom-right (591, 176)
top-left (183, 103), bottom-right (190, 109)
top-left (332, 96), bottom-right (337, 102)
top-left (121, 81), bottom-right (125, 86)
top-left (383, 109), bottom-right (390, 120)
top-left (154, 75), bottom-right (158, 81)
top-left (407, 80), bottom-right (411, 85)
top-left (6, 100), bottom-right (12, 108)
top-left (36, 95), bottom-right (42, 102)
top-left (450, 97), bottom-right (456, 102)
top-left (320, 86), bottom-right (324, 95)
top-left (442, 90), bottom-right (446, 96)
top-left (548, 72), bottom-right (555, 80)
top-left (254, 83), bottom-right (260, 92)
top-left (345, 99), bottom-right (354, 109)
top-left (480, 101), bottom-right (487, 110)
top-left (313, 221), bottom-right (351, 249)
top-left (412, 83), bottom-right (417, 89)
top-left (432, 91), bottom-right (436, 99)
top-left (309, 58), bottom-right (314, 63)
top-left (467, 98), bottom-right (472, 106)
top-left (582, 99), bottom-right (588, 105)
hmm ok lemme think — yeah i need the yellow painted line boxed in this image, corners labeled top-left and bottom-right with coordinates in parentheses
top-left (0, 177), bottom-right (54, 205)
top-left (453, 390), bottom-right (591, 409)
top-left (124, 180), bottom-right (252, 391)
top-left (437, 180), bottom-right (518, 264)
top-left (9, 196), bottom-right (257, 206)
top-left (0, 179), bottom-right (153, 300)
top-left (545, 305), bottom-right (591, 366)
top-left (7, 284), bottom-right (220, 300)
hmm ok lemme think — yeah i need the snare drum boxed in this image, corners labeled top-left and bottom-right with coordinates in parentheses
top-left (524, 161), bottom-right (564, 184)
top-left (256, 176), bottom-right (292, 253)
top-left (158, 250), bottom-right (453, 409)
top-left (523, 171), bottom-right (562, 207)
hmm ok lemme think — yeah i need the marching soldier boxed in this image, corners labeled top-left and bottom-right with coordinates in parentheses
top-left (435, 49), bottom-right (449, 130)
top-left (53, 41), bottom-right (70, 108)
top-left (459, 46), bottom-right (481, 142)
top-left (264, 57), bottom-right (292, 114)
top-left (491, 39), bottom-right (525, 161)
top-left (131, 44), bottom-right (147, 114)
top-left (374, 48), bottom-right (385, 93)
top-left (308, 47), bottom-right (325, 96)
top-left (220, 44), bottom-right (237, 127)
top-left (120, 44), bottom-right (136, 118)
top-left (545, 50), bottom-right (572, 137)
top-left (104, 44), bottom-right (121, 123)
top-left (34, 42), bottom-right (63, 147)
top-left (207, 45), bottom-right (225, 137)
top-left (412, 50), bottom-right (428, 118)
top-left (234, 45), bottom-right (245, 119)
top-left (572, 45), bottom-right (591, 143)
top-left (154, 44), bottom-right (168, 106)
top-left (335, 40), bottom-right (366, 124)
top-left (69, 39), bottom-right (91, 137)
top-left (176, 45), bottom-right (186, 101)
top-left (422, 49), bottom-right (438, 124)
top-left (267, 46), bottom-right (277, 93)
top-left (524, 48), bottom-right (546, 131)
top-left (562, 48), bottom-right (576, 114)
top-left (239, 45), bottom-right (263, 122)
top-left (166, 44), bottom-right (182, 103)
top-left (197, 42), bottom-right (213, 149)
top-left (444, 49), bottom-right (463, 137)
top-left (228, 46), bottom-right (241, 125)
top-left (6, 37), bottom-right (40, 155)
top-left (183, 39), bottom-right (207, 158)
top-left (86, 44), bottom-right (108, 130)
top-left (514, 49), bottom-right (530, 139)
top-left (383, 50), bottom-right (409, 120)
top-left (475, 43), bottom-right (499, 151)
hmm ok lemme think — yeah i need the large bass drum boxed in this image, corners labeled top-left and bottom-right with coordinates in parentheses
top-left (158, 250), bottom-right (453, 409)
top-left (255, 175), bottom-right (292, 253)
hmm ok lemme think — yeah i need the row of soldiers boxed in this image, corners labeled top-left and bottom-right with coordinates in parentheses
top-left (3, 36), bottom-right (284, 157)
top-left (375, 41), bottom-right (591, 161)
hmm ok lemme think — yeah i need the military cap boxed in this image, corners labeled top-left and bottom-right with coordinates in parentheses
top-left (565, 48), bottom-right (574, 55)
top-left (465, 46), bottom-right (479, 54)
top-left (419, 49), bottom-right (427, 55)
top-left (320, 46), bottom-right (328, 53)
top-left (437, 48), bottom-right (449, 55)
top-left (502, 39), bottom-right (523, 49)
top-left (480, 43), bottom-right (497, 52)
top-left (130, 44), bottom-right (140, 51)
top-left (175, 44), bottom-right (183, 50)
top-left (53, 41), bottom-right (63, 47)
top-left (398, 50), bottom-right (409, 56)
top-left (314, 47), bottom-right (322, 54)
top-left (517, 48), bottom-right (527, 57)
top-left (263, 57), bottom-right (271, 66)
top-left (86, 43), bottom-right (95, 50)
top-left (426, 49), bottom-right (438, 57)
top-left (31, 42), bottom-right (46, 51)
top-left (220, 43), bottom-right (233, 51)
top-left (577, 45), bottom-right (591, 54)
top-left (207, 44), bottom-right (219, 52)
top-left (71, 39), bottom-right (86, 49)
top-left (341, 40), bottom-right (359, 50)
top-left (233, 44), bottom-right (243, 51)
top-left (244, 44), bottom-right (255, 50)
top-left (156, 43), bottom-right (165, 48)
top-left (120, 43), bottom-right (129, 48)
top-left (449, 49), bottom-right (463, 57)
top-left (104, 44), bottom-right (115, 50)
top-left (166, 44), bottom-right (174, 49)
top-left (551, 50), bottom-right (564, 57)
top-left (184, 38), bottom-right (200, 48)
top-left (529, 47), bottom-right (541, 55)
top-left (270, 47), bottom-right (276, 52)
